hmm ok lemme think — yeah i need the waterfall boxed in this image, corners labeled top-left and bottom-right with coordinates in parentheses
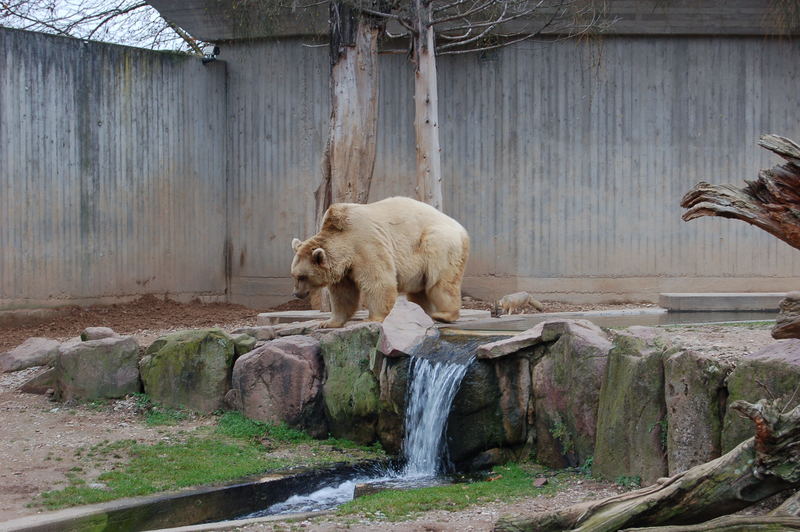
top-left (400, 355), bottom-right (472, 477)
top-left (399, 336), bottom-right (482, 478)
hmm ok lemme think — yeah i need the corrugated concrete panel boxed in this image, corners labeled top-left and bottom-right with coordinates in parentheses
top-left (225, 35), bottom-right (800, 306)
top-left (0, 28), bottom-right (228, 310)
top-left (223, 40), bottom-right (329, 306)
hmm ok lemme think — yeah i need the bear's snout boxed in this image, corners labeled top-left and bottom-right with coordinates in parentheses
top-left (293, 290), bottom-right (309, 299)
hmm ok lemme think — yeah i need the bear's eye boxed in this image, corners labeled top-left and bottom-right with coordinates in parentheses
top-left (297, 275), bottom-right (307, 282)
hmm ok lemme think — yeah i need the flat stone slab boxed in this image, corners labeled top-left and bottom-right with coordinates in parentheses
top-left (257, 308), bottom-right (490, 326)
top-left (659, 292), bottom-right (785, 311)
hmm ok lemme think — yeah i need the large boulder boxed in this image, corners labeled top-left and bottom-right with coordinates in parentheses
top-left (477, 319), bottom-right (601, 360)
top-left (0, 337), bottom-right (59, 372)
top-left (593, 328), bottom-right (675, 484)
top-left (374, 351), bottom-right (410, 454)
top-left (532, 321), bottom-right (611, 468)
top-left (229, 336), bottom-right (326, 437)
top-left (721, 339), bottom-right (800, 452)
top-left (56, 337), bottom-right (140, 401)
top-left (139, 328), bottom-right (235, 413)
top-left (318, 323), bottom-right (383, 444)
top-left (378, 299), bottom-right (436, 358)
top-left (664, 350), bottom-right (732, 475)
top-left (447, 358), bottom-right (506, 465)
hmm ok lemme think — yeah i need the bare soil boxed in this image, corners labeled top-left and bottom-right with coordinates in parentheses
top-left (0, 295), bottom-right (655, 352)
top-left (0, 297), bottom-right (778, 528)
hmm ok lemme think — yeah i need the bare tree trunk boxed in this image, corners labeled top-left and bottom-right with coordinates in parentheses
top-left (680, 134), bottom-right (800, 250)
top-left (315, 3), bottom-right (380, 222)
top-left (312, 3), bottom-right (381, 311)
top-left (412, 0), bottom-right (443, 210)
top-left (494, 399), bottom-right (800, 532)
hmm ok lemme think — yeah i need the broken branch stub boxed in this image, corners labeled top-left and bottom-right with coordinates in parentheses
top-left (680, 134), bottom-right (800, 250)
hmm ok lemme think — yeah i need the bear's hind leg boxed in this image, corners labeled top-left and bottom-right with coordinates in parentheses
top-left (322, 278), bottom-right (360, 328)
top-left (407, 291), bottom-right (434, 314)
top-left (426, 281), bottom-right (461, 323)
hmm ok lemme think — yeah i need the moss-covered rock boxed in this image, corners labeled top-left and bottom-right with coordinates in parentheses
top-left (533, 323), bottom-right (611, 468)
top-left (375, 352), bottom-right (410, 454)
top-left (318, 323), bottom-right (383, 444)
top-left (593, 328), bottom-right (676, 484)
top-left (664, 349), bottom-right (732, 474)
top-left (231, 333), bottom-right (257, 357)
top-left (721, 339), bottom-right (800, 452)
top-left (56, 336), bottom-right (140, 401)
top-left (139, 328), bottom-right (235, 413)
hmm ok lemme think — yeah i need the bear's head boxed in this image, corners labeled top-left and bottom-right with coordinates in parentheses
top-left (290, 237), bottom-right (330, 299)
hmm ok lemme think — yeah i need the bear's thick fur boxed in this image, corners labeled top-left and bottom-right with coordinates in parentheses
top-left (291, 196), bottom-right (470, 328)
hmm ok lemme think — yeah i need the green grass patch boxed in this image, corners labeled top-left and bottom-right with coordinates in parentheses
top-left (38, 412), bottom-right (386, 511)
top-left (215, 411), bottom-right (312, 443)
top-left (39, 436), bottom-right (292, 509)
top-left (338, 464), bottom-right (569, 521)
top-left (132, 393), bottom-right (190, 426)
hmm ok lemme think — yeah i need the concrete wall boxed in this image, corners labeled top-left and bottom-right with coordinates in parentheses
top-left (224, 36), bottom-right (800, 306)
top-left (0, 28), bottom-right (228, 311)
top-left (4, 27), bottom-right (800, 311)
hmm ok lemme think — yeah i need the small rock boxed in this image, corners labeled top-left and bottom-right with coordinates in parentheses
top-left (231, 333), bottom-right (257, 356)
top-left (18, 368), bottom-right (58, 395)
top-left (88, 483), bottom-right (106, 490)
top-left (231, 326), bottom-right (276, 341)
top-left (274, 321), bottom-right (323, 337)
top-left (533, 477), bottom-right (548, 487)
top-left (0, 338), bottom-right (60, 372)
top-left (80, 327), bottom-right (120, 341)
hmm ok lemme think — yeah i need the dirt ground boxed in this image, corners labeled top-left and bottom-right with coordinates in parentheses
top-left (0, 295), bottom-right (654, 352)
top-left (0, 297), bottom-right (778, 528)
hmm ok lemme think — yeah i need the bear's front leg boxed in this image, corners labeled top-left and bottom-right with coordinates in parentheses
top-left (320, 278), bottom-right (360, 328)
top-left (363, 282), bottom-right (397, 323)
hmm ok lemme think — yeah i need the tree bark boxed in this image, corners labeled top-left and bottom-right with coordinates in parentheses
top-left (311, 4), bottom-right (381, 311)
top-left (315, 3), bottom-right (381, 223)
top-left (771, 490), bottom-right (800, 517)
top-left (680, 134), bottom-right (800, 250)
top-left (412, 0), bottom-right (443, 211)
top-left (494, 399), bottom-right (800, 532)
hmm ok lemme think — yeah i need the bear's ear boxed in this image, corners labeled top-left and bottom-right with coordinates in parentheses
top-left (292, 238), bottom-right (302, 253)
top-left (311, 247), bottom-right (326, 265)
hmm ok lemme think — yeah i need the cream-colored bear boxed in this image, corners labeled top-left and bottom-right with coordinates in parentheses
top-left (291, 197), bottom-right (470, 328)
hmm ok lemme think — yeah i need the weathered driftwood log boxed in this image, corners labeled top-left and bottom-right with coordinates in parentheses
top-left (621, 515), bottom-right (800, 531)
top-left (771, 489), bottom-right (800, 517)
top-left (493, 399), bottom-right (800, 532)
top-left (773, 292), bottom-right (800, 340)
top-left (680, 134), bottom-right (800, 250)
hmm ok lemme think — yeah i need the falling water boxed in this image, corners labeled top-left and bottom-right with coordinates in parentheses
top-left (399, 336), bottom-right (481, 478)
top-left (400, 356), bottom-right (471, 477)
